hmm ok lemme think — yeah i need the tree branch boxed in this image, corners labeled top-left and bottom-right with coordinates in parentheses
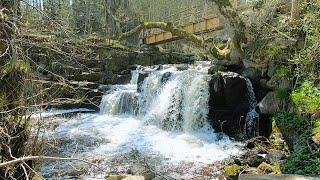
top-left (0, 156), bottom-right (100, 169)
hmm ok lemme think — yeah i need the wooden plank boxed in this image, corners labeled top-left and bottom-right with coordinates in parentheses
top-left (182, 24), bottom-right (194, 33)
top-left (155, 33), bottom-right (164, 42)
top-left (206, 17), bottom-right (219, 30)
top-left (146, 16), bottom-right (221, 45)
top-left (163, 32), bottom-right (172, 40)
top-left (147, 36), bottom-right (156, 44)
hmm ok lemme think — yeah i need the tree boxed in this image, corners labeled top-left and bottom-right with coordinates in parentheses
top-left (0, 0), bottom-right (34, 178)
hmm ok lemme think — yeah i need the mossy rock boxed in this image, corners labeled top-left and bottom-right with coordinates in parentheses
top-left (224, 164), bottom-right (242, 178)
top-left (257, 162), bottom-right (273, 174)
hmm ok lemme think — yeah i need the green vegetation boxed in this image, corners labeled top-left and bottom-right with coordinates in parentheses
top-left (281, 134), bottom-right (320, 176)
top-left (291, 81), bottom-right (320, 115)
top-left (266, 44), bottom-right (284, 60)
top-left (273, 112), bottom-right (309, 136)
top-left (273, 112), bottom-right (320, 176)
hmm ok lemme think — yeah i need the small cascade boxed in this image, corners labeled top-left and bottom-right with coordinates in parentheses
top-left (244, 78), bottom-right (260, 137)
top-left (99, 63), bottom-right (212, 133)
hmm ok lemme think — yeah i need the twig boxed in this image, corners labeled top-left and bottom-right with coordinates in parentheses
top-left (20, 163), bottom-right (29, 180)
top-left (23, 162), bottom-right (45, 180)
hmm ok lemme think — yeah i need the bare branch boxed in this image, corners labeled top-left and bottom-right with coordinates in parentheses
top-left (0, 156), bottom-right (101, 169)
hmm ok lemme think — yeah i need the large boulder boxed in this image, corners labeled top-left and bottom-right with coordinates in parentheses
top-left (208, 72), bottom-right (250, 137)
top-left (258, 92), bottom-right (283, 115)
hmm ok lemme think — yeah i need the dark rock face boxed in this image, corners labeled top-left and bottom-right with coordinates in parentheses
top-left (137, 72), bottom-right (149, 93)
top-left (208, 72), bottom-right (250, 137)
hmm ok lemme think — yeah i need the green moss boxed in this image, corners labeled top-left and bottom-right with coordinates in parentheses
top-left (274, 67), bottom-right (290, 78)
top-left (266, 44), bottom-right (283, 60)
top-left (1, 60), bottom-right (30, 80)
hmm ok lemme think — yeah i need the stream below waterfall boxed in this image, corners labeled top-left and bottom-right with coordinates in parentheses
top-left (40, 62), bottom-right (244, 179)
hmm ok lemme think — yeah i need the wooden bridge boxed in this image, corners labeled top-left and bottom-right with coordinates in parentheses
top-left (143, 0), bottom-right (249, 45)
top-left (146, 16), bottom-right (222, 45)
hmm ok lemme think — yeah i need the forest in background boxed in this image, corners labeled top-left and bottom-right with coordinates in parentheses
top-left (0, 0), bottom-right (319, 179)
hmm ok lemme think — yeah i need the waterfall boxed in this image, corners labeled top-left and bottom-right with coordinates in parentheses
top-left (100, 63), bottom-right (212, 133)
top-left (43, 62), bottom-right (244, 178)
top-left (244, 78), bottom-right (259, 137)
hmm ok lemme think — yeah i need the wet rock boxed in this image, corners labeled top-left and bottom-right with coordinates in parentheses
top-left (243, 59), bottom-right (268, 75)
top-left (266, 150), bottom-right (286, 164)
top-left (208, 72), bottom-right (250, 137)
top-left (242, 67), bottom-right (261, 84)
top-left (175, 64), bottom-right (189, 71)
top-left (247, 153), bottom-right (267, 167)
top-left (129, 164), bottom-right (155, 180)
top-left (137, 72), bottom-right (149, 93)
top-left (258, 92), bottom-right (283, 115)
top-left (111, 74), bottom-right (132, 84)
top-left (161, 72), bottom-right (172, 84)
top-left (123, 175), bottom-right (145, 180)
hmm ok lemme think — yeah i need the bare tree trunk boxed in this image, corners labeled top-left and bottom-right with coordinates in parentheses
top-left (291, 0), bottom-right (300, 22)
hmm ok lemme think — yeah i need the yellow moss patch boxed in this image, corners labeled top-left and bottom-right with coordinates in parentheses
top-left (224, 164), bottom-right (242, 177)
top-left (313, 133), bottom-right (320, 143)
top-left (257, 162), bottom-right (273, 174)
top-left (271, 164), bottom-right (282, 174)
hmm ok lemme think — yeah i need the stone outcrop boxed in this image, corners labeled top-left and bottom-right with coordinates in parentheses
top-left (26, 43), bottom-right (196, 110)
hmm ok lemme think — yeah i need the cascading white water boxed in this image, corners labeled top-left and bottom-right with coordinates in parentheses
top-left (41, 62), bottom-right (243, 179)
top-left (100, 64), bottom-right (212, 133)
top-left (244, 78), bottom-right (260, 136)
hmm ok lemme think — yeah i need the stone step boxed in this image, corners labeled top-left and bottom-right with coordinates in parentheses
top-left (239, 174), bottom-right (319, 180)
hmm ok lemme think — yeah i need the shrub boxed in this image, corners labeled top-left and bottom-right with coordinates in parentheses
top-left (291, 81), bottom-right (320, 114)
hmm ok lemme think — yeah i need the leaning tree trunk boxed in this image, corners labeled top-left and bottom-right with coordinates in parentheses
top-left (210, 0), bottom-right (247, 64)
